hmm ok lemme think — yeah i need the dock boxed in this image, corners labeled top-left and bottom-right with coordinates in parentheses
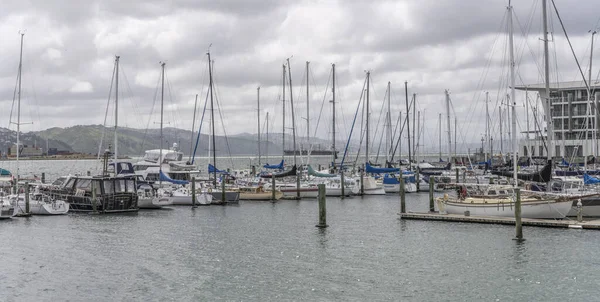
top-left (399, 212), bottom-right (600, 230)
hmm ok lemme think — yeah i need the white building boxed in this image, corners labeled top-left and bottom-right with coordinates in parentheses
top-left (516, 80), bottom-right (600, 158)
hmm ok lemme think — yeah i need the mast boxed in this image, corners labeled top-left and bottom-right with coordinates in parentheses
top-left (188, 94), bottom-right (198, 162)
top-left (282, 64), bottom-right (286, 157)
top-left (306, 61), bottom-right (310, 150)
top-left (526, 90), bottom-right (530, 158)
top-left (416, 111), bottom-right (421, 165)
top-left (509, 1), bottom-right (517, 184)
top-left (438, 113), bottom-right (442, 160)
top-left (287, 58), bottom-right (300, 198)
top-left (405, 81), bottom-right (412, 169)
top-left (542, 0), bottom-right (553, 160)
top-left (412, 93), bottom-right (416, 157)
top-left (114, 55), bottom-right (120, 163)
top-left (208, 52), bottom-right (217, 187)
top-left (386, 82), bottom-right (392, 162)
top-left (159, 62), bottom-right (165, 187)
top-left (332, 63), bottom-right (337, 170)
top-left (445, 90), bottom-right (452, 162)
top-left (365, 71), bottom-right (370, 164)
top-left (500, 106), bottom-right (504, 156)
top-left (590, 30), bottom-right (597, 156)
top-left (257, 86), bottom-right (261, 167)
top-left (485, 92), bottom-right (489, 162)
top-left (16, 33), bottom-right (24, 190)
top-left (266, 112), bottom-right (269, 161)
top-left (454, 117), bottom-right (457, 159)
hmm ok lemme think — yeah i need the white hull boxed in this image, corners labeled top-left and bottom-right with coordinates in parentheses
top-left (439, 199), bottom-right (572, 219)
top-left (138, 196), bottom-right (173, 209)
top-left (281, 189), bottom-right (319, 198)
top-left (171, 194), bottom-right (213, 205)
top-left (0, 203), bottom-right (14, 219)
top-left (13, 200), bottom-right (69, 215)
top-left (324, 187), bottom-right (353, 197)
top-left (566, 198), bottom-right (600, 217)
top-left (383, 183), bottom-right (417, 193)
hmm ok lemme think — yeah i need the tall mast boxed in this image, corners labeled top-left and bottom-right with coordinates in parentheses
top-left (438, 113), bottom-right (442, 160)
top-left (508, 1), bottom-right (517, 184)
top-left (266, 112), bottom-right (269, 161)
top-left (386, 82), bottom-right (392, 162)
top-left (189, 94), bottom-right (198, 162)
top-left (332, 63), bottom-right (337, 170)
top-left (445, 90), bottom-right (452, 162)
top-left (526, 91), bottom-right (530, 158)
top-left (454, 117), bottom-right (457, 159)
top-left (114, 55), bottom-right (120, 163)
top-left (16, 33), bottom-right (24, 189)
top-left (485, 92), bottom-right (489, 162)
top-left (159, 62), bottom-right (165, 187)
top-left (257, 86), bottom-right (261, 167)
top-left (306, 61), bottom-right (310, 149)
top-left (412, 93), bottom-right (416, 157)
top-left (405, 81), bottom-right (412, 169)
top-left (542, 0), bottom-right (553, 159)
top-left (590, 30), bottom-right (597, 156)
top-left (208, 52), bottom-right (217, 187)
top-left (287, 58), bottom-right (300, 198)
top-left (500, 106), bottom-right (503, 155)
top-left (365, 71), bottom-right (370, 164)
top-left (416, 110), bottom-right (421, 165)
top-left (282, 64), bottom-right (286, 157)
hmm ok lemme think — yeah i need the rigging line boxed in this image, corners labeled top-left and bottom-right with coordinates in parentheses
top-left (211, 61), bottom-right (235, 169)
top-left (8, 65), bottom-right (19, 129)
top-left (340, 75), bottom-right (367, 170)
top-left (191, 87), bottom-right (210, 164)
top-left (513, 4), bottom-right (545, 82)
top-left (311, 67), bottom-right (332, 143)
top-left (96, 60), bottom-right (117, 160)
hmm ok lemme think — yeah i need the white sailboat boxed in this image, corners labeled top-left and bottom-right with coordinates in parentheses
top-left (10, 33), bottom-right (69, 216)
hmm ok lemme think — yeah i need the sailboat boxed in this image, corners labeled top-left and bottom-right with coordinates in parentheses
top-left (9, 33), bottom-right (69, 216)
top-left (437, 1), bottom-right (571, 219)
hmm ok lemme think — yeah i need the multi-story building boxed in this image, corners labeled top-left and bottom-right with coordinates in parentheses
top-left (516, 81), bottom-right (600, 158)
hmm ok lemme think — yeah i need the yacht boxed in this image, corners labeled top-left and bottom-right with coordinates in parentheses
top-left (133, 144), bottom-right (201, 183)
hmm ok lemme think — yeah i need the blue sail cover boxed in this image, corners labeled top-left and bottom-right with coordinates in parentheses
top-left (159, 170), bottom-right (189, 185)
top-left (208, 164), bottom-right (228, 174)
top-left (584, 173), bottom-right (600, 185)
top-left (263, 160), bottom-right (284, 170)
top-left (0, 168), bottom-right (11, 176)
top-left (366, 162), bottom-right (399, 173)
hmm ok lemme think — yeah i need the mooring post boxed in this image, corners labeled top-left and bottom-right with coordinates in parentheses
top-left (462, 170), bottom-right (466, 182)
top-left (192, 177), bottom-right (197, 208)
top-left (221, 177), bottom-right (226, 203)
top-left (24, 181), bottom-right (30, 214)
top-left (41, 172), bottom-right (45, 184)
top-left (271, 176), bottom-right (276, 201)
top-left (87, 170), bottom-right (91, 176)
top-left (400, 176), bottom-right (406, 214)
top-left (514, 188), bottom-right (523, 240)
top-left (340, 172), bottom-right (345, 199)
top-left (415, 169), bottom-right (420, 192)
top-left (91, 180), bottom-right (98, 213)
top-left (316, 184), bottom-right (328, 228)
top-left (455, 169), bottom-right (459, 183)
top-left (577, 199), bottom-right (583, 222)
top-left (251, 165), bottom-right (256, 177)
top-left (360, 166), bottom-right (365, 196)
top-left (429, 177), bottom-right (435, 212)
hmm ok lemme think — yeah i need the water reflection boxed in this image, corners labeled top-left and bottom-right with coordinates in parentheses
top-left (315, 227), bottom-right (329, 249)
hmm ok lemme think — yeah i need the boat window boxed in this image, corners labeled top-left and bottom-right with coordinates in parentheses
top-left (507, 189), bottom-right (514, 194)
top-left (104, 180), bottom-right (114, 194)
top-left (498, 190), bottom-right (506, 195)
top-left (126, 179), bottom-right (135, 192)
top-left (91, 180), bottom-right (102, 196)
top-left (134, 165), bottom-right (147, 171)
top-left (177, 154), bottom-right (183, 161)
top-left (65, 178), bottom-right (76, 189)
top-left (75, 179), bottom-right (92, 191)
top-left (53, 177), bottom-right (66, 186)
top-left (115, 179), bottom-right (127, 193)
top-left (488, 190), bottom-right (497, 195)
top-left (146, 173), bottom-right (159, 181)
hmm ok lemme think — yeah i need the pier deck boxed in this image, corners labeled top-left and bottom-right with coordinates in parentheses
top-left (399, 212), bottom-right (600, 230)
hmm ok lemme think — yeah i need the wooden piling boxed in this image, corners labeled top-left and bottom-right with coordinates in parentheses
top-left (360, 166), bottom-right (364, 196)
top-left (455, 169), bottom-right (459, 183)
top-left (91, 180), bottom-right (98, 213)
top-left (41, 172), bottom-right (45, 184)
top-left (429, 177), bottom-right (435, 212)
top-left (271, 176), bottom-right (276, 201)
top-left (251, 165), bottom-right (256, 176)
top-left (191, 177), bottom-right (197, 208)
top-left (415, 169), bottom-right (420, 191)
top-left (400, 176), bottom-right (406, 214)
top-left (221, 178), bottom-right (226, 203)
top-left (24, 182), bottom-right (30, 214)
top-left (316, 184), bottom-right (328, 228)
top-left (514, 188), bottom-right (523, 240)
top-left (577, 199), bottom-right (583, 222)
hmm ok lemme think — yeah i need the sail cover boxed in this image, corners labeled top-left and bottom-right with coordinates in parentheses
top-left (159, 171), bottom-right (189, 185)
top-left (365, 162), bottom-right (399, 173)
top-left (261, 165), bottom-right (297, 178)
top-left (208, 164), bottom-right (228, 174)
top-left (491, 160), bottom-right (552, 183)
top-left (307, 165), bottom-right (336, 178)
top-left (263, 160), bottom-right (284, 170)
top-left (584, 173), bottom-right (600, 185)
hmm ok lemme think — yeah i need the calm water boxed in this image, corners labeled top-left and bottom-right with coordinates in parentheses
top-left (1, 159), bottom-right (600, 301)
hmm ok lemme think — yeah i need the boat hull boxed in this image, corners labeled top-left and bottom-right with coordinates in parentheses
top-left (0, 204), bottom-right (14, 219)
top-left (280, 188), bottom-right (319, 198)
top-left (138, 196), bottom-right (173, 209)
top-left (171, 194), bottom-right (213, 205)
top-left (14, 201), bottom-right (69, 215)
top-left (240, 191), bottom-right (283, 200)
top-left (383, 183), bottom-right (417, 193)
top-left (439, 199), bottom-right (572, 219)
top-left (567, 197), bottom-right (600, 217)
top-left (210, 191), bottom-right (240, 203)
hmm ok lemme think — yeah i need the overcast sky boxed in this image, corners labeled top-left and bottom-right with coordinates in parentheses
top-left (1, 0), bottom-right (600, 152)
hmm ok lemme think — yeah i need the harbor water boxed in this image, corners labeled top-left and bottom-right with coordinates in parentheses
top-left (1, 159), bottom-right (600, 301)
